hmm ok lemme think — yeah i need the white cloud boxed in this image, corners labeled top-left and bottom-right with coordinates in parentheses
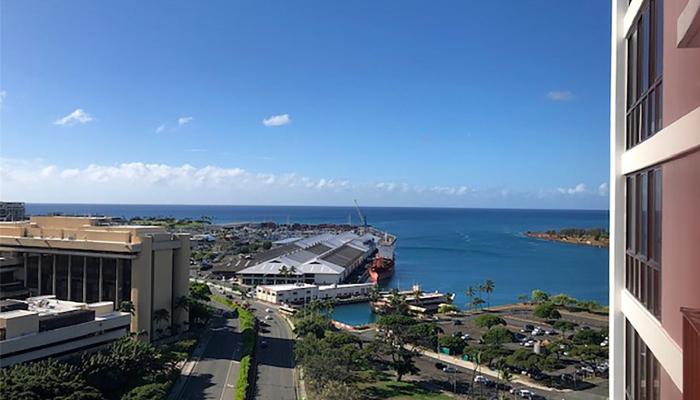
top-left (178, 116), bottom-right (193, 126)
top-left (546, 90), bottom-right (575, 102)
top-left (0, 158), bottom-right (609, 209)
top-left (155, 124), bottom-right (166, 133)
top-left (262, 114), bottom-right (291, 127)
top-left (54, 109), bottom-right (93, 126)
top-left (557, 183), bottom-right (587, 195)
top-left (598, 182), bottom-right (609, 196)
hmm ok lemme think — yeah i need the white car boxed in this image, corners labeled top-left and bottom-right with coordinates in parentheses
top-left (265, 308), bottom-right (273, 313)
top-left (442, 366), bottom-right (458, 373)
top-left (517, 389), bottom-right (534, 398)
top-left (264, 315), bottom-right (273, 320)
top-left (474, 375), bottom-right (490, 384)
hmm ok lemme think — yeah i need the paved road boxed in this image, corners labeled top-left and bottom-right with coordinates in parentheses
top-left (172, 308), bottom-right (242, 400)
top-left (250, 304), bottom-right (296, 400)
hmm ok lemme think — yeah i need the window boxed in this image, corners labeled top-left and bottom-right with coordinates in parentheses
top-left (626, 320), bottom-right (661, 400)
top-left (626, 168), bottom-right (662, 318)
top-left (626, 0), bottom-right (663, 149)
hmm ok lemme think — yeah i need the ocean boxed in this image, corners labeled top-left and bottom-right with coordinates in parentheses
top-left (26, 204), bottom-right (609, 318)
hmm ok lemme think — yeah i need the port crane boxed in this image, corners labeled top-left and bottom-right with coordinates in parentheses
top-left (353, 199), bottom-right (368, 230)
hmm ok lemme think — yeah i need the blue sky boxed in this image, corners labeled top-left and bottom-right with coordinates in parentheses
top-left (0, 0), bottom-right (611, 209)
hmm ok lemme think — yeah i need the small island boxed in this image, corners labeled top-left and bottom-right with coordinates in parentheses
top-left (525, 227), bottom-right (609, 248)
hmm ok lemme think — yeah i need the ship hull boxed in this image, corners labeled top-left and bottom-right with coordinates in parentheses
top-left (368, 257), bottom-right (394, 283)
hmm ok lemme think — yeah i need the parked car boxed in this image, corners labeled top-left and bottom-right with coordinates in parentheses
top-left (544, 329), bottom-right (557, 335)
top-left (453, 319), bottom-right (463, 326)
top-left (442, 366), bottom-right (458, 373)
top-left (460, 334), bottom-right (470, 341)
top-left (474, 375), bottom-right (491, 385)
top-left (264, 315), bottom-right (273, 320)
top-left (521, 324), bottom-right (535, 333)
top-left (453, 331), bottom-right (463, 337)
top-left (434, 362), bottom-right (447, 370)
top-left (516, 389), bottom-right (535, 398)
top-left (265, 308), bottom-right (273, 313)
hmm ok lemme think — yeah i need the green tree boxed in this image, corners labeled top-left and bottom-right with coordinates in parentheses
top-left (471, 296), bottom-right (486, 310)
top-left (531, 289), bottom-right (549, 304)
top-left (369, 285), bottom-right (381, 302)
top-left (474, 314), bottom-right (507, 329)
top-left (189, 281), bottom-right (212, 301)
top-left (481, 326), bottom-right (513, 345)
top-left (118, 300), bottom-right (136, 316)
top-left (120, 383), bottom-right (168, 400)
top-left (80, 337), bottom-right (163, 398)
top-left (153, 308), bottom-right (170, 333)
top-left (552, 320), bottom-right (577, 338)
top-left (571, 328), bottom-right (606, 346)
top-left (466, 286), bottom-right (476, 310)
top-left (438, 335), bottom-right (467, 354)
top-left (262, 240), bottom-right (272, 250)
top-left (550, 293), bottom-right (578, 307)
top-left (533, 302), bottom-right (561, 320)
top-left (482, 279), bottom-right (495, 308)
top-left (0, 359), bottom-right (104, 400)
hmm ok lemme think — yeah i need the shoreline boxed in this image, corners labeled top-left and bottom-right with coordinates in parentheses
top-left (525, 231), bottom-right (609, 248)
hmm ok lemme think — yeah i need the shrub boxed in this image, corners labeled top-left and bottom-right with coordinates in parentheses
top-left (533, 302), bottom-right (561, 320)
top-left (571, 328), bottom-right (606, 346)
top-left (474, 314), bottom-right (506, 329)
top-left (189, 281), bottom-right (212, 301)
top-left (235, 355), bottom-right (251, 400)
top-left (120, 383), bottom-right (168, 400)
top-left (531, 289), bottom-right (549, 304)
top-left (438, 304), bottom-right (459, 314)
top-left (481, 326), bottom-right (513, 345)
top-left (438, 335), bottom-right (467, 354)
top-left (0, 359), bottom-right (103, 400)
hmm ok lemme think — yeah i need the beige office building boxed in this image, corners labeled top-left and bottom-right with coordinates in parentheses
top-left (0, 216), bottom-right (190, 340)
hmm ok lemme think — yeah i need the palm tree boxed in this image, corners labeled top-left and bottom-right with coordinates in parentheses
top-left (466, 286), bottom-right (476, 311)
top-left (483, 280), bottom-right (495, 309)
top-left (471, 350), bottom-right (483, 397)
top-left (499, 367), bottom-right (514, 399)
top-left (444, 292), bottom-right (454, 305)
top-left (278, 265), bottom-right (289, 283)
top-left (153, 308), bottom-right (170, 337)
top-left (472, 297), bottom-right (485, 311)
top-left (412, 285), bottom-right (422, 306)
top-left (118, 300), bottom-right (136, 316)
top-left (369, 285), bottom-right (381, 302)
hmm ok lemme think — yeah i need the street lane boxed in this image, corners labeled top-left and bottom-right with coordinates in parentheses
top-left (252, 304), bottom-right (296, 400)
top-left (172, 309), bottom-right (242, 400)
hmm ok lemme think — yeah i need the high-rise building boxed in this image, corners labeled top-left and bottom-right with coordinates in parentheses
top-left (0, 216), bottom-right (190, 341)
top-left (610, 0), bottom-right (700, 399)
top-left (0, 202), bottom-right (26, 222)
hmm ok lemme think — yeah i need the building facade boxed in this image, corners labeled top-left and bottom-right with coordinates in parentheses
top-left (0, 202), bottom-right (26, 222)
top-left (255, 282), bottom-right (374, 305)
top-left (610, 1), bottom-right (700, 399)
top-left (0, 296), bottom-right (131, 367)
top-left (0, 216), bottom-right (190, 341)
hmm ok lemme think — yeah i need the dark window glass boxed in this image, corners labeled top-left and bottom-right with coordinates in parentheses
top-left (86, 257), bottom-right (100, 303)
top-left (71, 256), bottom-right (84, 302)
top-left (640, 173), bottom-right (648, 257)
top-left (102, 258), bottom-right (117, 307)
top-left (55, 255), bottom-right (69, 299)
top-left (119, 259), bottom-right (132, 305)
top-left (653, 169), bottom-right (662, 260)
top-left (626, 0), bottom-right (663, 148)
top-left (26, 255), bottom-right (39, 291)
top-left (626, 321), bottom-right (662, 400)
top-left (654, 0), bottom-right (663, 79)
top-left (625, 168), bottom-right (661, 319)
top-left (40, 254), bottom-right (53, 295)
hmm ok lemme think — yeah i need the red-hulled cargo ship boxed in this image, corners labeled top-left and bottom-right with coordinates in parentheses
top-left (368, 233), bottom-right (396, 283)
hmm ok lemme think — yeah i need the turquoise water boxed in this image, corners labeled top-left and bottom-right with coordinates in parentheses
top-left (27, 204), bottom-right (609, 325)
top-left (331, 302), bottom-right (376, 326)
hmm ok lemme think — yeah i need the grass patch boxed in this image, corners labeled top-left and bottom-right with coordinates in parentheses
top-left (235, 355), bottom-right (251, 400)
top-left (360, 380), bottom-right (453, 400)
top-left (210, 294), bottom-right (257, 400)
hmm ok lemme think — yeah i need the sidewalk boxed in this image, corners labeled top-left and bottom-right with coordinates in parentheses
top-left (417, 348), bottom-right (567, 393)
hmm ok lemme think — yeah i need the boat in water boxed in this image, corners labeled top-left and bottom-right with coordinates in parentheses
top-left (368, 233), bottom-right (396, 283)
